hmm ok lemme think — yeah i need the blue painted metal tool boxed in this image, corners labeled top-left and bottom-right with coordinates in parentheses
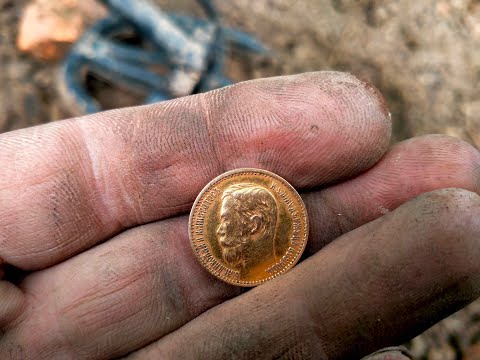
top-left (60, 0), bottom-right (268, 114)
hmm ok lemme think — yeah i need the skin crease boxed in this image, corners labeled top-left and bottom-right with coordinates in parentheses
top-left (0, 72), bottom-right (479, 359)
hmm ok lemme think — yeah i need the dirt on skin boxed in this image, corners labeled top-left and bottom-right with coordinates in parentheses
top-left (1, 0), bottom-right (480, 358)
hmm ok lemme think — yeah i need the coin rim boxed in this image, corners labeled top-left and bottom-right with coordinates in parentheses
top-left (188, 168), bottom-right (309, 287)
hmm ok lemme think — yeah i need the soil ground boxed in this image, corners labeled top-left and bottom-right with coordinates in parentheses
top-left (1, 0), bottom-right (480, 358)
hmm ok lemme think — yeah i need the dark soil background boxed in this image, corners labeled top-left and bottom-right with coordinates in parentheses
top-left (1, 0), bottom-right (480, 358)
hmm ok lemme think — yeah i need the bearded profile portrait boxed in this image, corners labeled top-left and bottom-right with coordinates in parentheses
top-left (216, 183), bottom-right (278, 271)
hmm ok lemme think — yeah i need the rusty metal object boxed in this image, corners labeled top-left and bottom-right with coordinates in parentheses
top-left (59, 0), bottom-right (268, 114)
top-left (189, 168), bottom-right (308, 287)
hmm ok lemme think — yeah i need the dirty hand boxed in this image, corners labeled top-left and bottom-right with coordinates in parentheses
top-left (1, 72), bottom-right (480, 359)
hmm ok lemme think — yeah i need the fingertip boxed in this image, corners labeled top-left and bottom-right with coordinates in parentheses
top-left (306, 188), bottom-right (480, 358)
top-left (382, 135), bottom-right (480, 202)
top-left (208, 71), bottom-right (392, 187)
top-left (409, 188), bottom-right (480, 277)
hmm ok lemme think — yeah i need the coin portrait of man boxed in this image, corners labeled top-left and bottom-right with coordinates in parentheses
top-left (216, 183), bottom-right (278, 271)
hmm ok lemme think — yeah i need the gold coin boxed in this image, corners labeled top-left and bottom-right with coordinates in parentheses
top-left (189, 168), bottom-right (308, 287)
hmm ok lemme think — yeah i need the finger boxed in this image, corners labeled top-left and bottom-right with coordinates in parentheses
top-left (4, 137), bottom-right (479, 359)
top-left (0, 71), bottom-right (391, 270)
top-left (0, 282), bottom-right (24, 329)
top-left (130, 189), bottom-right (480, 359)
top-left (304, 134), bottom-right (480, 253)
top-left (0, 256), bottom-right (25, 331)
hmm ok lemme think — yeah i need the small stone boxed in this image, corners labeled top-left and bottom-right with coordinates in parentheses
top-left (17, 0), bottom-right (107, 61)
